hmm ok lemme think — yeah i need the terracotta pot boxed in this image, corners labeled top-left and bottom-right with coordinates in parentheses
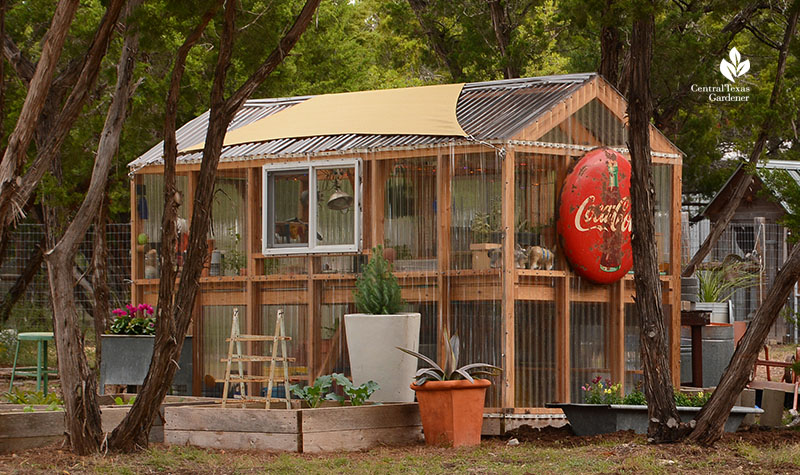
top-left (410, 379), bottom-right (489, 447)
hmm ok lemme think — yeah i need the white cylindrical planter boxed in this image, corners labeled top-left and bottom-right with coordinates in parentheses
top-left (344, 312), bottom-right (421, 403)
top-left (695, 301), bottom-right (729, 324)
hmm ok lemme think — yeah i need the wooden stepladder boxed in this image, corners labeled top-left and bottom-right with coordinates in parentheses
top-left (221, 308), bottom-right (294, 408)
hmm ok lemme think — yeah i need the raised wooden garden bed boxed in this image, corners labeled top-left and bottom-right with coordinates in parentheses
top-left (164, 402), bottom-right (423, 453)
top-left (0, 395), bottom-right (215, 453)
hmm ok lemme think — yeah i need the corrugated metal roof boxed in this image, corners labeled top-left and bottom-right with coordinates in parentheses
top-left (698, 159), bottom-right (800, 219)
top-left (129, 73), bottom-right (596, 170)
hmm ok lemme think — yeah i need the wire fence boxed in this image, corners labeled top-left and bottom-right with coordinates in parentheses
top-left (0, 223), bottom-right (131, 333)
top-left (682, 211), bottom-right (798, 343)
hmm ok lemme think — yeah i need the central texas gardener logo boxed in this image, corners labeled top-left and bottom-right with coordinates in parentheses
top-left (719, 47), bottom-right (750, 83)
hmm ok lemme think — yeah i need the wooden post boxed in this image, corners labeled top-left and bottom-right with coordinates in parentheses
top-left (130, 177), bottom-right (140, 299)
top-left (307, 256), bottom-right (317, 382)
top-left (436, 148), bottom-right (452, 364)
top-left (369, 159), bottom-right (387, 250)
top-left (246, 167), bottom-right (260, 395)
top-left (670, 163), bottom-right (682, 387)
top-left (501, 146), bottom-right (516, 408)
top-left (611, 280), bottom-right (626, 393)
top-left (187, 170), bottom-right (203, 396)
top-left (556, 275), bottom-right (570, 402)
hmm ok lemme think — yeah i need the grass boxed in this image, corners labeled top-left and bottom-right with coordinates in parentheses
top-left (3, 435), bottom-right (800, 474)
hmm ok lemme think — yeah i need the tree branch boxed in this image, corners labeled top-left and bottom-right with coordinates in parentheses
top-left (682, 0), bottom-right (800, 278)
top-left (0, 0), bottom-right (79, 225)
top-left (0, 0), bottom-right (125, 238)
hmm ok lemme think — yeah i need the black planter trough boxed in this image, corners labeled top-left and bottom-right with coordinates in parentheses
top-left (546, 403), bottom-right (763, 436)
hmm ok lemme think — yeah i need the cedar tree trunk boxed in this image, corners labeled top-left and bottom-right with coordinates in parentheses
top-left (46, 2), bottom-right (137, 453)
top-left (627, 2), bottom-right (687, 443)
top-left (108, 0), bottom-right (322, 451)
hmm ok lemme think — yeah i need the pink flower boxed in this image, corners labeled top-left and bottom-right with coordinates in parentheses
top-left (112, 308), bottom-right (127, 316)
top-left (592, 376), bottom-right (602, 384)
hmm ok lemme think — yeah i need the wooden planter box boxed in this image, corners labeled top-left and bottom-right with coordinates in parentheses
top-left (0, 395), bottom-right (214, 453)
top-left (164, 402), bottom-right (423, 453)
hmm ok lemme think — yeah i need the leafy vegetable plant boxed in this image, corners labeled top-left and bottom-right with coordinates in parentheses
top-left (289, 374), bottom-right (333, 408)
top-left (114, 395), bottom-right (136, 405)
top-left (327, 373), bottom-right (379, 406)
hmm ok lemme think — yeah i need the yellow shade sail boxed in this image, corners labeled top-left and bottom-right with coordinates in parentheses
top-left (182, 83), bottom-right (467, 152)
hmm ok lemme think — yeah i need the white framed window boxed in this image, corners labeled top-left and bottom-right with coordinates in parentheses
top-left (262, 159), bottom-right (361, 255)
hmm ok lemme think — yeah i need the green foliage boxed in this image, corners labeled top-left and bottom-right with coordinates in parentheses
top-left (110, 304), bottom-right (156, 335)
top-left (223, 228), bottom-right (246, 275)
top-left (581, 377), bottom-right (713, 407)
top-left (290, 373), bottom-right (379, 407)
top-left (3, 389), bottom-right (63, 410)
top-left (696, 261), bottom-right (758, 302)
top-left (354, 246), bottom-right (405, 315)
top-left (397, 328), bottom-right (502, 385)
top-left (622, 390), bottom-right (647, 406)
top-left (581, 376), bottom-right (621, 404)
top-left (674, 391), bottom-right (712, 408)
top-left (290, 374), bottom-right (334, 408)
top-left (328, 373), bottom-right (379, 406)
top-left (115, 395), bottom-right (136, 405)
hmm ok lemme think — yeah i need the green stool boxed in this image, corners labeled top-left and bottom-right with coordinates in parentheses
top-left (9, 332), bottom-right (57, 396)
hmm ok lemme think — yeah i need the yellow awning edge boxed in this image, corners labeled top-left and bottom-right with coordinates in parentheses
top-left (182, 83), bottom-right (467, 153)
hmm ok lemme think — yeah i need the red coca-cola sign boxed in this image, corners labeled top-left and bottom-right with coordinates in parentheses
top-left (557, 148), bottom-right (632, 284)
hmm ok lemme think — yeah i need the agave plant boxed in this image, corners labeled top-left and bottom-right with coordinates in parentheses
top-left (397, 329), bottom-right (501, 385)
top-left (696, 260), bottom-right (758, 302)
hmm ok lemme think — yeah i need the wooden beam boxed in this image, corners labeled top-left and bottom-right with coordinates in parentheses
top-left (307, 257), bottom-right (319, 381)
top-left (245, 167), bottom-right (260, 395)
top-left (557, 116), bottom-right (603, 147)
top-left (515, 285), bottom-right (556, 301)
top-left (611, 280), bottom-right (626, 394)
top-left (185, 170), bottom-right (203, 396)
top-left (502, 147), bottom-right (516, 409)
top-left (369, 159), bottom-right (387, 250)
top-left (593, 79), bottom-right (682, 156)
top-left (513, 77), bottom-right (598, 142)
top-left (436, 148), bottom-right (452, 365)
top-left (670, 163), bottom-right (682, 387)
top-left (556, 275), bottom-right (570, 402)
top-left (131, 177), bottom-right (140, 299)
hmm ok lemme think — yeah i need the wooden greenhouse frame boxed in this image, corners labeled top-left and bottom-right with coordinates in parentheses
top-left (128, 73), bottom-right (683, 413)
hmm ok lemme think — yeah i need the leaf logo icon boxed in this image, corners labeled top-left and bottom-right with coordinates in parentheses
top-left (720, 47), bottom-right (749, 82)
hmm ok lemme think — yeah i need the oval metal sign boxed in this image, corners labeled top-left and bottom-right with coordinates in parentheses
top-left (557, 148), bottom-right (632, 284)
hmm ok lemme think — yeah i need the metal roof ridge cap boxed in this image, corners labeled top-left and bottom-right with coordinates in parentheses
top-left (463, 73), bottom-right (596, 89)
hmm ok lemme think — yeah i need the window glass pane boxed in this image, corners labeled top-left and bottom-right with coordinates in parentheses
top-left (272, 170), bottom-right (309, 245)
top-left (316, 167), bottom-right (355, 246)
top-left (210, 173), bottom-right (247, 276)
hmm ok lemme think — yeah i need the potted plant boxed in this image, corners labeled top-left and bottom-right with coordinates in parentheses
top-left (397, 330), bottom-right (501, 447)
top-left (695, 258), bottom-right (758, 323)
top-left (344, 246), bottom-right (421, 403)
top-left (223, 228), bottom-right (247, 276)
top-left (546, 377), bottom-right (762, 436)
top-left (469, 209), bottom-right (501, 270)
top-left (100, 303), bottom-right (192, 395)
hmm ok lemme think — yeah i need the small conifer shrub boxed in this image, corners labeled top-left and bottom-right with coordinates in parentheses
top-left (354, 246), bottom-right (405, 314)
